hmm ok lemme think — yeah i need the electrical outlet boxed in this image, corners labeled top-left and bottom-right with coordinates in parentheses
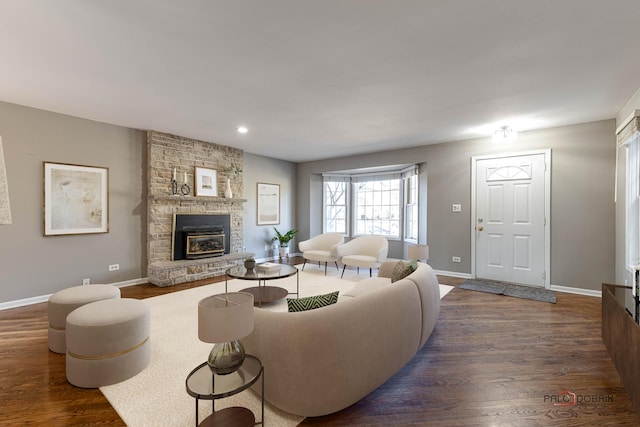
top-left (452, 256), bottom-right (461, 263)
top-left (108, 264), bottom-right (120, 271)
top-left (452, 204), bottom-right (461, 212)
top-left (82, 278), bottom-right (90, 285)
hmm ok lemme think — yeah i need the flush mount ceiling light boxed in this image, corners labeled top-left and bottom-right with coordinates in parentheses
top-left (236, 126), bottom-right (248, 134)
top-left (493, 126), bottom-right (517, 143)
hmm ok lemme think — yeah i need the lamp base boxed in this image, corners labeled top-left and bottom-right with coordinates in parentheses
top-left (207, 340), bottom-right (245, 375)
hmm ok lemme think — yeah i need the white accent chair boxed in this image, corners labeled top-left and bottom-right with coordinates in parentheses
top-left (298, 232), bottom-right (345, 275)
top-left (336, 236), bottom-right (389, 278)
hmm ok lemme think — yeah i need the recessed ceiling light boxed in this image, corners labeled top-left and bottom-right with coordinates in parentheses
top-left (237, 126), bottom-right (248, 134)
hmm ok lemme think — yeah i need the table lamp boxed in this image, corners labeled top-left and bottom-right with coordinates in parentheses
top-left (198, 292), bottom-right (254, 375)
top-left (408, 244), bottom-right (429, 262)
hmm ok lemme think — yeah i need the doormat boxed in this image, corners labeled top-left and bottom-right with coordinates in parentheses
top-left (460, 279), bottom-right (556, 304)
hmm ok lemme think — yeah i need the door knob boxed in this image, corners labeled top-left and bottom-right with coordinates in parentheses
top-left (477, 226), bottom-right (484, 231)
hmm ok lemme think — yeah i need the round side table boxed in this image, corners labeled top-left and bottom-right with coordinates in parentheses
top-left (186, 354), bottom-right (264, 426)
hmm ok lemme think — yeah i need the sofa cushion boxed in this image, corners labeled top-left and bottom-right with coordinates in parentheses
top-left (342, 277), bottom-right (392, 298)
top-left (390, 260), bottom-right (417, 283)
top-left (287, 291), bottom-right (339, 312)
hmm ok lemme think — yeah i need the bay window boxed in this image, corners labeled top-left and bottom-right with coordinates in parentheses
top-left (322, 165), bottom-right (420, 241)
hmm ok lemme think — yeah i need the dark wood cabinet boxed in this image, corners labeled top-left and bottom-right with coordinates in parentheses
top-left (602, 283), bottom-right (640, 412)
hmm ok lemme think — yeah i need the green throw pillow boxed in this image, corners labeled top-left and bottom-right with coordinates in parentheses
top-left (287, 291), bottom-right (339, 312)
top-left (391, 260), bottom-right (417, 283)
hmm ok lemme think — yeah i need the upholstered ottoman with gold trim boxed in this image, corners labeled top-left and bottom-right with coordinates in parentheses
top-left (48, 284), bottom-right (121, 354)
top-left (65, 298), bottom-right (151, 388)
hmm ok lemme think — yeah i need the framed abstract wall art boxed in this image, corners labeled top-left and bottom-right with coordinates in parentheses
top-left (43, 162), bottom-right (109, 236)
top-left (257, 182), bottom-right (280, 225)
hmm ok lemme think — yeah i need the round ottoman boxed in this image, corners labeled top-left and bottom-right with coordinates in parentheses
top-left (65, 298), bottom-right (151, 388)
top-left (48, 284), bottom-right (121, 353)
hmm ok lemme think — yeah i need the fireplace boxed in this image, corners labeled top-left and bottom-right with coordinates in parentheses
top-left (172, 214), bottom-right (231, 261)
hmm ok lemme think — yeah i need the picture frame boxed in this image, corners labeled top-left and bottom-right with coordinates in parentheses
top-left (257, 182), bottom-right (280, 225)
top-left (194, 167), bottom-right (218, 197)
top-left (43, 162), bottom-right (109, 236)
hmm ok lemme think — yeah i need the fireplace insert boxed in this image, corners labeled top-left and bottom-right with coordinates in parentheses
top-left (185, 230), bottom-right (225, 259)
top-left (172, 214), bottom-right (231, 261)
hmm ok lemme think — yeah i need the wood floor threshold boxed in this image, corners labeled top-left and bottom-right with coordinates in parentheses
top-left (1, 257), bottom-right (639, 426)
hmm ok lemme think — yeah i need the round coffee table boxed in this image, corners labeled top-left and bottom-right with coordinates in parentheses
top-left (225, 264), bottom-right (298, 307)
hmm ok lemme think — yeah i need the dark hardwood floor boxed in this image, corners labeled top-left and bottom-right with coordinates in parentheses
top-left (1, 257), bottom-right (639, 426)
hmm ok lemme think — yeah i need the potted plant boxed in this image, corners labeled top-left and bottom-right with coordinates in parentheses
top-left (272, 227), bottom-right (297, 258)
top-left (244, 257), bottom-right (256, 270)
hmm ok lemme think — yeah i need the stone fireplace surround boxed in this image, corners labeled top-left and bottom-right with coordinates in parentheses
top-left (146, 131), bottom-right (252, 286)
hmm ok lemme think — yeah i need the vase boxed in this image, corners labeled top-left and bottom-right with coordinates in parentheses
top-left (224, 178), bottom-right (233, 198)
top-left (279, 246), bottom-right (288, 258)
top-left (207, 340), bottom-right (245, 375)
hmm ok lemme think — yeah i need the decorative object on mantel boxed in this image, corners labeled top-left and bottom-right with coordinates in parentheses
top-left (222, 163), bottom-right (241, 199)
top-left (224, 178), bottom-right (233, 198)
top-left (223, 164), bottom-right (243, 176)
top-left (43, 162), bottom-right (109, 236)
top-left (273, 227), bottom-right (297, 258)
top-left (181, 171), bottom-right (190, 196)
top-left (194, 166), bottom-right (217, 197)
top-left (198, 292), bottom-right (254, 375)
top-left (0, 136), bottom-right (11, 225)
top-left (171, 167), bottom-right (179, 196)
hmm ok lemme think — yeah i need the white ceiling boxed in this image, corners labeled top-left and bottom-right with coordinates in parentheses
top-left (1, 1), bottom-right (640, 162)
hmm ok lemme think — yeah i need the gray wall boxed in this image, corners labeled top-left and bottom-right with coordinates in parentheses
top-left (297, 120), bottom-right (616, 292)
top-left (0, 101), bottom-right (146, 303)
top-left (242, 152), bottom-right (297, 260)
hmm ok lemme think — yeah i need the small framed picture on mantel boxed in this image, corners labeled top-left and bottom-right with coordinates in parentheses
top-left (194, 167), bottom-right (218, 197)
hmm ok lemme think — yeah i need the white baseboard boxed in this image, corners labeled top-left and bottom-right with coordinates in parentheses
top-left (0, 294), bottom-right (52, 311)
top-left (113, 277), bottom-right (148, 288)
top-left (434, 270), bottom-right (473, 279)
top-left (550, 284), bottom-right (601, 298)
top-left (0, 277), bottom-right (149, 311)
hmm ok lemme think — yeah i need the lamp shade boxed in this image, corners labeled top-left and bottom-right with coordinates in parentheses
top-left (198, 292), bottom-right (254, 343)
top-left (408, 244), bottom-right (429, 261)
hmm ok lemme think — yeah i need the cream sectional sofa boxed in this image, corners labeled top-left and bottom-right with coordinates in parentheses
top-left (241, 260), bottom-right (441, 417)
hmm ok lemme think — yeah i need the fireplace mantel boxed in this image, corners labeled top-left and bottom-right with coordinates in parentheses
top-left (150, 195), bottom-right (247, 203)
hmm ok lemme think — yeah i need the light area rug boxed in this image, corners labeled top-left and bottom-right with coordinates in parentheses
top-left (100, 265), bottom-right (454, 427)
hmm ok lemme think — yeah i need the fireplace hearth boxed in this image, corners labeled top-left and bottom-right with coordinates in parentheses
top-left (172, 214), bottom-right (231, 261)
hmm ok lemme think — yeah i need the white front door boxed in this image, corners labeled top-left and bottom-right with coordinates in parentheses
top-left (473, 151), bottom-right (550, 287)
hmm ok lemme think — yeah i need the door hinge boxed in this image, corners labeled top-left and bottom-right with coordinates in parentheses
top-left (542, 271), bottom-right (547, 280)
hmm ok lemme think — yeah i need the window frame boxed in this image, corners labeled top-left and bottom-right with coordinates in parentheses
top-left (352, 177), bottom-right (402, 240)
top-left (322, 177), bottom-right (350, 235)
